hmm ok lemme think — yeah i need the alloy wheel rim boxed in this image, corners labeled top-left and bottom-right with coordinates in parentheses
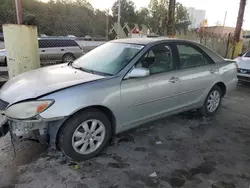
top-left (64, 56), bottom-right (74, 62)
top-left (207, 90), bottom-right (220, 112)
top-left (72, 119), bottom-right (106, 155)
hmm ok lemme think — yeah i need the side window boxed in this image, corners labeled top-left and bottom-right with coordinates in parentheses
top-left (53, 40), bottom-right (62, 48)
top-left (38, 40), bottom-right (49, 48)
top-left (67, 40), bottom-right (78, 47)
top-left (136, 44), bottom-right (174, 75)
top-left (177, 44), bottom-right (212, 69)
top-left (47, 40), bottom-right (63, 48)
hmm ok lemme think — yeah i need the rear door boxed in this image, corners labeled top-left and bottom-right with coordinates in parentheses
top-left (38, 40), bottom-right (49, 60)
top-left (63, 40), bottom-right (83, 59)
top-left (174, 42), bottom-right (217, 108)
top-left (45, 40), bottom-right (64, 61)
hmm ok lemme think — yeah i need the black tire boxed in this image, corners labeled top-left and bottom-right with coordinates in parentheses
top-left (58, 109), bottom-right (112, 161)
top-left (198, 85), bottom-right (222, 116)
top-left (62, 53), bottom-right (75, 63)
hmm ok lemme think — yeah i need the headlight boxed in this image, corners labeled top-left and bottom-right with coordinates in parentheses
top-left (5, 100), bottom-right (54, 119)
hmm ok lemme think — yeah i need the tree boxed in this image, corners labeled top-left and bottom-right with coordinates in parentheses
top-left (215, 21), bottom-right (222, 26)
top-left (0, 0), bottom-right (190, 38)
top-left (111, 0), bottom-right (136, 24)
top-left (136, 7), bottom-right (150, 25)
top-left (148, 0), bottom-right (168, 34)
top-left (175, 3), bottom-right (191, 35)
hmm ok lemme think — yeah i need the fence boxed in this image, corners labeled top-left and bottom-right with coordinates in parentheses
top-left (0, 11), bottom-right (108, 38)
top-left (0, 11), bottom-right (247, 60)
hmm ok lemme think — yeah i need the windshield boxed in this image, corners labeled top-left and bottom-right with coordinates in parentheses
top-left (244, 51), bottom-right (250, 57)
top-left (73, 42), bottom-right (144, 75)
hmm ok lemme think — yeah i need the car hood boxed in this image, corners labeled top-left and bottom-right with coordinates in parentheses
top-left (0, 64), bottom-right (105, 104)
top-left (236, 57), bottom-right (250, 69)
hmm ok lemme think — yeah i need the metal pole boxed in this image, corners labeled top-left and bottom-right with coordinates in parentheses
top-left (14, 0), bottom-right (23, 24)
top-left (106, 9), bottom-right (109, 41)
top-left (117, 0), bottom-right (121, 38)
top-left (222, 11), bottom-right (227, 35)
top-left (234, 0), bottom-right (246, 42)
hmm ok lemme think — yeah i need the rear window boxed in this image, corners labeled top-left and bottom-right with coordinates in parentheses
top-left (38, 39), bottom-right (79, 48)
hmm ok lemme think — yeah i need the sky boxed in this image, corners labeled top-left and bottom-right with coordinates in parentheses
top-left (90, 0), bottom-right (250, 30)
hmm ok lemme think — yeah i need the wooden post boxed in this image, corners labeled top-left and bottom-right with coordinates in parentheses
top-left (167, 0), bottom-right (176, 37)
top-left (234, 0), bottom-right (246, 42)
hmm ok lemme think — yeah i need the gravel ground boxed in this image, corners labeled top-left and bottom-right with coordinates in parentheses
top-left (1, 83), bottom-right (250, 188)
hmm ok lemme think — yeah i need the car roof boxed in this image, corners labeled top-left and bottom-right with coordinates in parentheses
top-left (38, 37), bottom-right (75, 41)
top-left (111, 37), bottom-right (194, 45)
top-left (111, 37), bottom-right (225, 63)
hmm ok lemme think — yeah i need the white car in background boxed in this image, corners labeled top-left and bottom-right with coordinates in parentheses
top-left (235, 50), bottom-right (250, 82)
top-left (0, 38), bottom-right (83, 66)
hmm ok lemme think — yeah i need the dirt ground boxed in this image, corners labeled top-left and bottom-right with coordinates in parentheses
top-left (1, 83), bottom-right (250, 188)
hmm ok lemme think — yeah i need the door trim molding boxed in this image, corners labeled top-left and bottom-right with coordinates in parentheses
top-left (127, 93), bottom-right (179, 108)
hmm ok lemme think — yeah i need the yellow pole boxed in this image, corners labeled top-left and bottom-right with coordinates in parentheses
top-left (3, 24), bottom-right (40, 78)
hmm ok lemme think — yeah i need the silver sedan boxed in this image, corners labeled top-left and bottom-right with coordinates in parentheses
top-left (0, 38), bottom-right (238, 161)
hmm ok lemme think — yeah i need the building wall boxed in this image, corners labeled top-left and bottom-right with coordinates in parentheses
top-left (187, 7), bottom-right (206, 29)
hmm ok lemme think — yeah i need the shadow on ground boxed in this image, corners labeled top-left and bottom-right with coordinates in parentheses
top-left (1, 84), bottom-right (250, 188)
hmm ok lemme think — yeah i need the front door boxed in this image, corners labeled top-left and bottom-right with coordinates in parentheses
top-left (120, 43), bottom-right (180, 127)
top-left (175, 43), bottom-right (217, 108)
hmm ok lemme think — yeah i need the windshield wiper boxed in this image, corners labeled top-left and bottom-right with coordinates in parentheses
top-left (80, 68), bottom-right (113, 76)
top-left (79, 67), bottom-right (95, 74)
top-left (69, 63), bottom-right (113, 76)
top-left (69, 63), bottom-right (92, 73)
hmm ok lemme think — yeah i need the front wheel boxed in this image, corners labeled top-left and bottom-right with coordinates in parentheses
top-left (58, 109), bottom-right (112, 161)
top-left (199, 85), bottom-right (222, 116)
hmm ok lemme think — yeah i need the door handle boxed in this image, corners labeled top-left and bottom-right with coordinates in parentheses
top-left (61, 49), bottom-right (64, 51)
top-left (169, 76), bottom-right (179, 83)
top-left (41, 50), bottom-right (45, 52)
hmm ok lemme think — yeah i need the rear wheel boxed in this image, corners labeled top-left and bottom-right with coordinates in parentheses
top-left (62, 53), bottom-right (75, 63)
top-left (199, 85), bottom-right (222, 116)
top-left (58, 109), bottom-right (112, 161)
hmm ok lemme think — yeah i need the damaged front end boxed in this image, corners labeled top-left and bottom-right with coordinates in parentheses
top-left (0, 114), bottom-right (8, 137)
top-left (0, 112), bottom-right (50, 144)
top-left (9, 120), bottom-right (49, 143)
top-left (0, 99), bottom-right (55, 144)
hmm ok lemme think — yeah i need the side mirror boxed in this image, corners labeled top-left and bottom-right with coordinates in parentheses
top-left (238, 53), bottom-right (243, 57)
top-left (126, 67), bottom-right (149, 79)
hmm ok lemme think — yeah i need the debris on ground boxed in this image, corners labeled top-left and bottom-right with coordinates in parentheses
top-left (155, 141), bottom-right (162, 145)
top-left (149, 172), bottom-right (157, 178)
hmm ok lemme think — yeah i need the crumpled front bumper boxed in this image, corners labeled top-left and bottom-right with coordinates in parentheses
top-left (0, 113), bottom-right (67, 148)
top-left (0, 116), bottom-right (50, 143)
